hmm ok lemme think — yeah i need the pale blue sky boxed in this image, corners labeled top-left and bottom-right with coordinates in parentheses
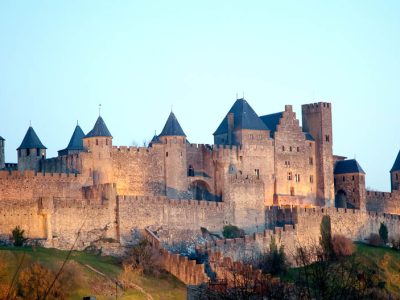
top-left (0, 1), bottom-right (399, 191)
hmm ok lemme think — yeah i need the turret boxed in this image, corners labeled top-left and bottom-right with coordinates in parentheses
top-left (214, 98), bottom-right (270, 145)
top-left (333, 159), bottom-right (366, 210)
top-left (390, 150), bottom-right (400, 191)
top-left (159, 112), bottom-right (188, 199)
top-left (302, 102), bottom-right (334, 205)
top-left (82, 116), bottom-right (113, 184)
top-left (0, 136), bottom-right (4, 169)
top-left (17, 126), bottom-right (47, 172)
top-left (58, 124), bottom-right (85, 156)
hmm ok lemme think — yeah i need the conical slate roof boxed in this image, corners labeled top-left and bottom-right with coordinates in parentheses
top-left (85, 116), bottom-right (112, 138)
top-left (334, 159), bottom-right (365, 175)
top-left (159, 112), bottom-right (186, 137)
top-left (0, 136), bottom-right (4, 141)
top-left (17, 127), bottom-right (46, 150)
top-left (391, 150), bottom-right (400, 172)
top-left (214, 98), bottom-right (269, 135)
top-left (64, 125), bottom-right (85, 151)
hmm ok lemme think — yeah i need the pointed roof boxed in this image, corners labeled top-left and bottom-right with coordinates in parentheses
top-left (0, 136), bottom-right (4, 141)
top-left (64, 125), bottom-right (85, 151)
top-left (85, 116), bottom-right (112, 138)
top-left (334, 159), bottom-right (365, 175)
top-left (17, 127), bottom-right (47, 150)
top-left (259, 112), bottom-right (283, 137)
top-left (159, 112), bottom-right (186, 137)
top-left (391, 150), bottom-right (400, 172)
top-left (214, 98), bottom-right (269, 136)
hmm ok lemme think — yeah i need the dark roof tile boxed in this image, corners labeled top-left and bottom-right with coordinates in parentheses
top-left (259, 112), bottom-right (283, 137)
top-left (17, 127), bottom-right (46, 150)
top-left (214, 98), bottom-right (269, 135)
top-left (85, 116), bottom-right (112, 138)
top-left (391, 150), bottom-right (400, 172)
top-left (334, 159), bottom-right (365, 175)
top-left (159, 112), bottom-right (186, 137)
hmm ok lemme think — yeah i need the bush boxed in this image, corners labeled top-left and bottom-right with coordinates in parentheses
top-left (379, 223), bottom-right (388, 244)
top-left (389, 236), bottom-right (400, 250)
top-left (320, 215), bottom-right (334, 259)
top-left (222, 225), bottom-right (243, 239)
top-left (123, 239), bottom-right (161, 276)
top-left (11, 226), bottom-right (27, 247)
top-left (258, 236), bottom-right (288, 276)
top-left (369, 233), bottom-right (382, 247)
top-left (332, 234), bottom-right (354, 257)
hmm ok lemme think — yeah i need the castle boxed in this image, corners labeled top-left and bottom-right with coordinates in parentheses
top-left (0, 99), bottom-right (399, 251)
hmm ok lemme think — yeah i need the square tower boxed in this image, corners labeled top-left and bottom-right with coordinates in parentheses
top-left (302, 102), bottom-right (334, 205)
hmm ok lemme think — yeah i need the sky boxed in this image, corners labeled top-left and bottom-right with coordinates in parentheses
top-left (0, 1), bottom-right (399, 191)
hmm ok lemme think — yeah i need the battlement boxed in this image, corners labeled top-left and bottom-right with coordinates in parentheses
top-left (112, 145), bottom-right (158, 155)
top-left (301, 102), bottom-right (331, 113)
top-left (187, 143), bottom-right (213, 151)
top-left (118, 195), bottom-right (225, 210)
top-left (366, 190), bottom-right (393, 200)
top-left (0, 170), bottom-right (80, 180)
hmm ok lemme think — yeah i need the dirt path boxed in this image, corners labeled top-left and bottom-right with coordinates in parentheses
top-left (84, 264), bottom-right (154, 300)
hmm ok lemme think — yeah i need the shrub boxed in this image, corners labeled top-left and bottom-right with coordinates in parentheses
top-left (369, 233), bottom-right (381, 247)
top-left (11, 226), bottom-right (27, 247)
top-left (379, 223), bottom-right (388, 244)
top-left (222, 225), bottom-right (243, 239)
top-left (258, 236), bottom-right (288, 276)
top-left (389, 236), bottom-right (400, 250)
top-left (123, 239), bottom-right (161, 276)
top-left (319, 215), bottom-right (333, 259)
top-left (332, 234), bottom-right (354, 257)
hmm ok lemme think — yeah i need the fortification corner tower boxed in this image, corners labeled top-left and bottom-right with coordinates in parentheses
top-left (0, 136), bottom-right (4, 169)
top-left (301, 102), bottom-right (334, 205)
top-left (17, 126), bottom-right (47, 172)
top-left (159, 112), bottom-right (188, 199)
top-left (82, 116), bottom-right (113, 185)
top-left (390, 150), bottom-right (400, 191)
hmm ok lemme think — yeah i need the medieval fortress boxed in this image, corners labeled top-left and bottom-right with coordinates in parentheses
top-left (0, 99), bottom-right (400, 256)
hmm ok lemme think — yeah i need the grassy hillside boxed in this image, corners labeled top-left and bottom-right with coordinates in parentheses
top-left (0, 246), bottom-right (186, 300)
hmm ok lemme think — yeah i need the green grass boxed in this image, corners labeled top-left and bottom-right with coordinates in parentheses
top-left (0, 246), bottom-right (186, 300)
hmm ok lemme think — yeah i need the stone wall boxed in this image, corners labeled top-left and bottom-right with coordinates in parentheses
top-left (366, 190), bottom-right (400, 215)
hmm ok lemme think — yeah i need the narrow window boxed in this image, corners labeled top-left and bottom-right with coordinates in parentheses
top-left (166, 152), bottom-right (168, 157)
top-left (297, 147), bottom-right (300, 152)
top-left (96, 139), bottom-right (98, 146)
top-left (282, 146), bottom-right (285, 151)
top-left (106, 139), bottom-right (108, 146)
top-left (396, 174), bottom-right (399, 181)
top-left (254, 169), bottom-right (260, 179)
top-left (288, 172), bottom-right (292, 180)
top-left (343, 176), bottom-right (345, 182)
top-left (325, 135), bottom-right (330, 142)
top-left (37, 148), bottom-right (40, 156)
top-left (27, 149), bottom-right (30, 156)
top-left (310, 175), bottom-right (314, 183)
top-left (290, 146), bottom-right (292, 152)
top-left (188, 165), bottom-right (194, 177)
top-left (352, 175), bottom-right (355, 181)
top-left (309, 157), bottom-right (313, 165)
top-left (290, 187), bottom-right (295, 196)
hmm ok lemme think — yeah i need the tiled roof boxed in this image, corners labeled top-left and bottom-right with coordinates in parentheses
top-left (214, 98), bottom-right (269, 135)
top-left (391, 150), bottom-right (400, 172)
top-left (85, 116), bottom-right (112, 138)
top-left (62, 125), bottom-right (85, 151)
top-left (0, 136), bottom-right (4, 141)
top-left (159, 112), bottom-right (186, 137)
top-left (259, 112), bottom-right (283, 137)
top-left (334, 159), bottom-right (365, 174)
top-left (17, 127), bottom-right (47, 150)
top-left (304, 132), bottom-right (315, 141)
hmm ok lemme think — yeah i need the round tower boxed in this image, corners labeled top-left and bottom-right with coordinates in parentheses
top-left (17, 126), bottom-right (47, 172)
top-left (390, 150), bottom-right (400, 191)
top-left (158, 112), bottom-right (188, 199)
top-left (0, 136), bottom-right (5, 169)
top-left (82, 116), bottom-right (113, 185)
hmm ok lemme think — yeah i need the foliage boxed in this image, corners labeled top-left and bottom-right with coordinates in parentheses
top-left (222, 225), bottom-right (243, 239)
top-left (17, 262), bottom-right (65, 300)
top-left (11, 226), bottom-right (27, 247)
top-left (332, 234), bottom-right (355, 257)
top-left (369, 233), bottom-right (382, 247)
top-left (123, 239), bottom-right (161, 276)
top-left (319, 215), bottom-right (333, 260)
top-left (258, 236), bottom-right (288, 276)
top-left (379, 223), bottom-right (388, 244)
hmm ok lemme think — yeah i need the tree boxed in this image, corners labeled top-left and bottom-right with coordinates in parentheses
top-left (11, 226), bottom-right (27, 247)
top-left (123, 239), bottom-right (161, 275)
top-left (379, 223), bottom-right (388, 244)
top-left (319, 215), bottom-right (333, 260)
top-left (258, 236), bottom-right (288, 276)
top-left (222, 225), bottom-right (243, 239)
top-left (17, 263), bottom-right (65, 300)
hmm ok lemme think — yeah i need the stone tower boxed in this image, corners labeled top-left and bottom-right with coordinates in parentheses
top-left (302, 102), bottom-right (334, 205)
top-left (334, 159), bottom-right (366, 211)
top-left (390, 150), bottom-right (400, 191)
top-left (82, 116), bottom-right (113, 185)
top-left (17, 126), bottom-right (47, 172)
top-left (0, 136), bottom-right (4, 169)
top-left (158, 112), bottom-right (188, 199)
